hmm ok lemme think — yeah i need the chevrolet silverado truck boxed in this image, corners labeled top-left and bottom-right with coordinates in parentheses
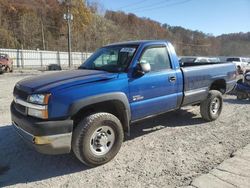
top-left (11, 40), bottom-right (236, 166)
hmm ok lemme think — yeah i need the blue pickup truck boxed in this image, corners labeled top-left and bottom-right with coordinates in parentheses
top-left (11, 40), bottom-right (236, 166)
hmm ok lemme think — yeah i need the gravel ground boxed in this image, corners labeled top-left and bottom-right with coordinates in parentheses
top-left (0, 71), bottom-right (250, 188)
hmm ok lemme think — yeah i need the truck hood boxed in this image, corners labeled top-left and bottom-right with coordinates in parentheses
top-left (17, 69), bottom-right (118, 93)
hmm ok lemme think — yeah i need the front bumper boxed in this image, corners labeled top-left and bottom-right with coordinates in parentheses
top-left (11, 102), bottom-right (73, 154)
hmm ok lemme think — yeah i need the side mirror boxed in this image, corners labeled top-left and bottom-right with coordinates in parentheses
top-left (135, 62), bottom-right (151, 76)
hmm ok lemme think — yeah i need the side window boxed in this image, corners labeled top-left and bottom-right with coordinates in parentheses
top-left (139, 47), bottom-right (171, 71)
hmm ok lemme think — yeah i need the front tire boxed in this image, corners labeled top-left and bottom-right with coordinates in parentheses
top-left (200, 90), bottom-right (223, 121)
top-left (72, 112), bottom-right (124, 167)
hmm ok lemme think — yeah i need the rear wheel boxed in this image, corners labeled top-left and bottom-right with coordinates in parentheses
top-left (0, 66), bottom-right (3, 74)
top-left (237, 93), bottom-right (244, 100)
top-left (1, 66), bottom-right (6, 73)
top-left (5, 66), bottom-right (10, 72)
top-left (237, 93), bottom-right (248, 100)
top-left (72, 112), bottom-right (124, 167)
top-left (200, 90), bottom-right (223, 121)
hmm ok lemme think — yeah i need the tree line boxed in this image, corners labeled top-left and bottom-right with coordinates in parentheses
top-left (0, 0), bottom-right (249, 56)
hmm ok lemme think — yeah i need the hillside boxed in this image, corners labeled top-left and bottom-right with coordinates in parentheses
top-left (0, 0), bottom-right (249, 56)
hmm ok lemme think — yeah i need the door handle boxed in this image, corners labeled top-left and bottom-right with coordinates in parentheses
top-left (169, 76), bottom-right (176, 82)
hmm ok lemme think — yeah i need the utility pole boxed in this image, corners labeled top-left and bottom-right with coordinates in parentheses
top-left (64, 0), bottom-right (73, 68)
top-left (41, 20), bottom-right (45, 50)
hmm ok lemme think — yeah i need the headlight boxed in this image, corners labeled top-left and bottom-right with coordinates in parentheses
top-left (28, 94), bottom-right (50, 105)
top-left (27, 94), bottom-right (51, 119)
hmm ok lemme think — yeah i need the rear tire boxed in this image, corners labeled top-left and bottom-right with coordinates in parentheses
top-left (237, 93), bottom-right (244, 100)
top-left (5, 66), bottom-right (10, 73)
top-left (200, 90), bottom-right (223, 121)
top-left (72, 112), bottom-right (124, 167)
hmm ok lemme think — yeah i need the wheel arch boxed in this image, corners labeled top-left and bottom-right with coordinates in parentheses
top-left (69, 92), bottom-right (131, 135)
top-left (210, 79), bottom-right (226, 94)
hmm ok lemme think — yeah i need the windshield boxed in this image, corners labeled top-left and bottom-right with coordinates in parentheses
top-left (79, 45), bottom-right (138, 73)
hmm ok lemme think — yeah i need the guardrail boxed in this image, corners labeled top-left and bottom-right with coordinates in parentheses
top-left (0, 48), bottom-right (92, 69)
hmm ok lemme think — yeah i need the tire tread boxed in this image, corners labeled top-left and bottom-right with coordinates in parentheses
top-left (200, 90), bottom-right (223, 121)
top-left (72, 112), bottom-right (123, 166)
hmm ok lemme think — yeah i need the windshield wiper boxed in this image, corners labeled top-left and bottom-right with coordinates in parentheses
top-left (78, 66), bottom-right (88, 70)
top-left (78, 66), bottom-right (109, 72)
top-left (79, 66), bottom-right (119, 73)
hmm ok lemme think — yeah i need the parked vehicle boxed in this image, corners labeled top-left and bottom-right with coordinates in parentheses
top-left (226, 57), bottom-right (248, 74)
top-left (0, 53), bottom-right (13, 72)
top-left (0, 65), bottom-right (4, 74)
top-left (235, 72), bottom-right (250, 100)
top-left (47, 64), bottom-right (62, 71)
top-left (179, 56), bottom-right (220, 66)
top-left (11, 40), bottom-right (237, 166)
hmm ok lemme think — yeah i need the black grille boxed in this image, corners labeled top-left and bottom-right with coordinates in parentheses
top-left (13, 86), bottom-right (28, 115)
top-left (14, 103), bottom-right (27, 115)
top-left (14, 86), bottom-right (28, 100)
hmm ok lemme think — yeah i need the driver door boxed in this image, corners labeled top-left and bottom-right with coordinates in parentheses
top-left (129, 46), bottom-right (178, 120)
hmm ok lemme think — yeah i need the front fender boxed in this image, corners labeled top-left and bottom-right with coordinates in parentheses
top-left (68, 92), bottom-right (131, 134)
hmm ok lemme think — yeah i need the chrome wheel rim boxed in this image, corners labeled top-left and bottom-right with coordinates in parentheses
top-left (90, 126), bottom-right (115, 156)
top-left (210, 97), bottom-right (220, 115)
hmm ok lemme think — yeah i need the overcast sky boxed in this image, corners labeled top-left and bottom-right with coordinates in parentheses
top-left (100, 0), bottom-right (250, 36)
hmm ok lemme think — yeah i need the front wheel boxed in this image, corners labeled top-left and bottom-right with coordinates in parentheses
top-left (72, 112), bottom-right (124, 167)
top-left (200, 90), bottom-right (223, 121)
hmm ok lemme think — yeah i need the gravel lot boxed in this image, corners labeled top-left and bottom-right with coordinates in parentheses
top-left (0, 71), bottom-right (250, 187)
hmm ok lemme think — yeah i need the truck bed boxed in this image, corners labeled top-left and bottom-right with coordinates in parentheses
top-left (180, 62), bottom-right (236, 106)
top-left (180, 62), bottom-right (226, 67)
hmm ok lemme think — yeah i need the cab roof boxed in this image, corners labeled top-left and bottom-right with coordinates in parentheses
top-left (104, 40), bottom-right (169, 47)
